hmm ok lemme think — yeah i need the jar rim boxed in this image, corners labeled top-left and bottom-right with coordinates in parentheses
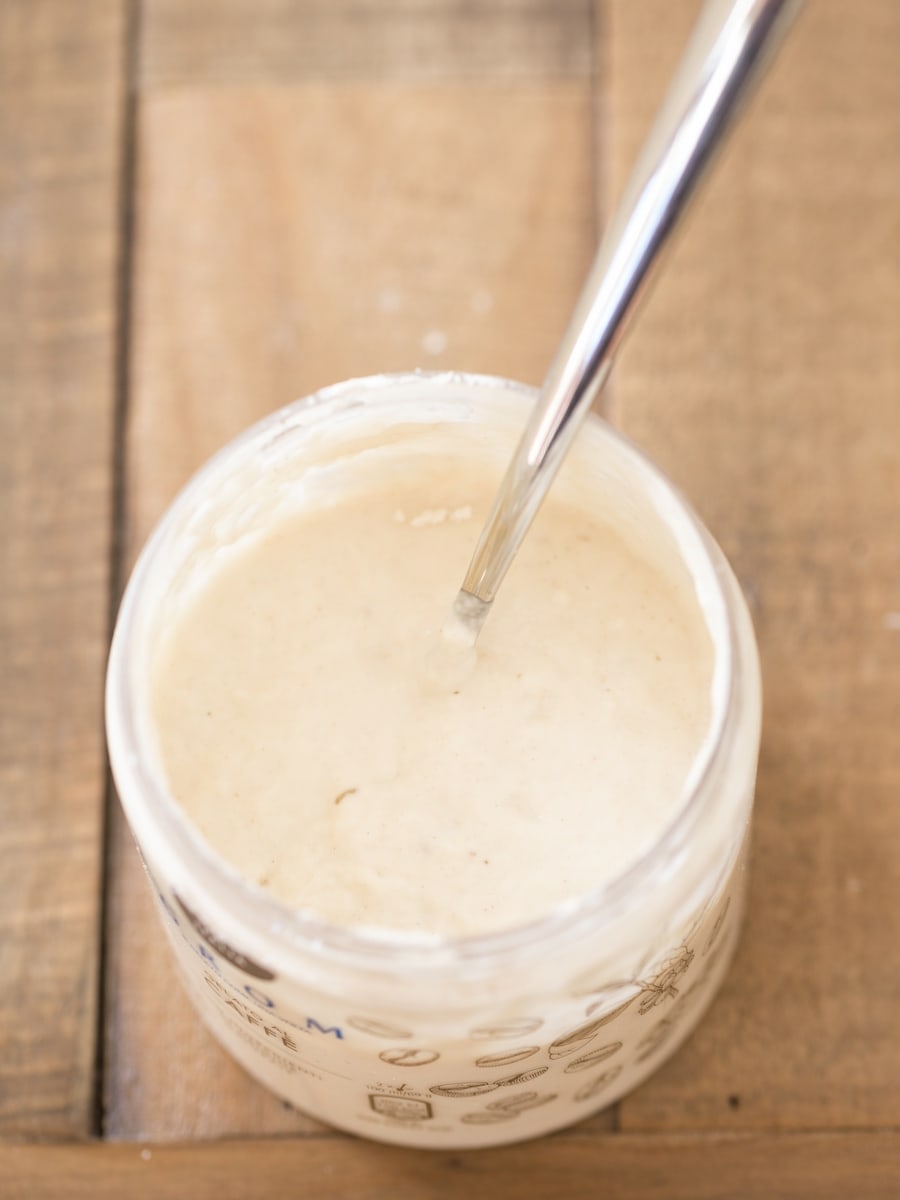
top-left (106, 371), bottom-right (748, 977)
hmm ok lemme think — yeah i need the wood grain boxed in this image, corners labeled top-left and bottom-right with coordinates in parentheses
top-left (105, 80), bottom-right (597, 1139)
top-left (0, 0), bottom-right (126, 1140)
top-left (2, 0), bottom-right (898, 1183)
top-left (6, 1132), bottom-right (900, 1200)
top-left (604, 0), bottom-right (900, 1129)
top-left (139, 0), bottom-right (594, 87)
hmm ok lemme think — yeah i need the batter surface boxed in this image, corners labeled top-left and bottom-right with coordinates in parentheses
top-left (151, 452), bottom-right (713, 936)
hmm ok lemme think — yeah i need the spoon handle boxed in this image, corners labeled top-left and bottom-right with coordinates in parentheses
top-left (457, 0), bottom-right (802, 632)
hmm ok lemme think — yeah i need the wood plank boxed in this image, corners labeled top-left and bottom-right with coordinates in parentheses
top-left (603, 0), bottom-right (900, 1129)
top-left (106, 79), bottom-right (597, 1140)
top-left (139, 0), bottom-right (593, 87)
top-left (6, 1132), bottom-right (900, 1199)
top-left (0, 0), bottom-right (126, 1140)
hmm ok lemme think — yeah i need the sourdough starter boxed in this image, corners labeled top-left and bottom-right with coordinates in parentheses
top-left (151, 448), bottom-right (713, 937)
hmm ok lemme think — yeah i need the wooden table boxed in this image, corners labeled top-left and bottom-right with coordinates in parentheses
top-left (3, 1), bottom-right (899, 1195)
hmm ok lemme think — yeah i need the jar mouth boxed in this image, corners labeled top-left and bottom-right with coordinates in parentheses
top-left (106, 371), bottom-right (742, 975)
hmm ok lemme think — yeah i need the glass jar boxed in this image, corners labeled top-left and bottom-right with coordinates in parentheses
top-left (106, 372), bottom-right (761, 1148)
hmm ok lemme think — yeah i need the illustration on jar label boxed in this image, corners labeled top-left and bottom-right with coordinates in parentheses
top-left (704, 896), bottom-right (731, 954)
top-left (460, 1091), bottom-right (558, 1125)
top-left (574, 1065), bottom-right (623, 1102)
top-left (574, 941), bottom-right (698, 1029)
top-left (430, 1080), bottom-right (499, 1099)
top-left (469, 1017), bottom-right (543, 1039)
top-left (563, 1042), bottom-right (622, 1073)
top-left (495, 1066), bottom-right (549, 1086)
top-left (459, 1111), bottom-right (515, 1126)
top-left (474, 1046), bottom-right (541, 1068)
top-left (635, 1016), bottom-right (679, 1063)
top-left (347, 1016), bottom-right (414, 1039)
top-left (549, 1010), bottom-right (629, 1058)
top-left (635, 945), bottom-right (694, 1014)
top-left (583, 987), bottom-right (639, 1018)
top-left (368, 1093), bottom-right (433, 1121)
top-left (146, 836), bottom-right (744, 1144)
top-left (378, 1048), bottom-right (440, 1067)
top-left (698, 914), bottom-right (736, 983)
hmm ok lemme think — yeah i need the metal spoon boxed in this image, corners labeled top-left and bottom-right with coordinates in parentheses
top-left (453, 0), bottom-right (803, 641)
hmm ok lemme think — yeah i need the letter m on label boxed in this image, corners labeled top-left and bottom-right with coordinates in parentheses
top-left (306, 1017), bottom-right (343, 1038)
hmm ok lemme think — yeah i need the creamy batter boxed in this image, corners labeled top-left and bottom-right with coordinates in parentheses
top-left (151, 449), bottom-right (713, 938)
